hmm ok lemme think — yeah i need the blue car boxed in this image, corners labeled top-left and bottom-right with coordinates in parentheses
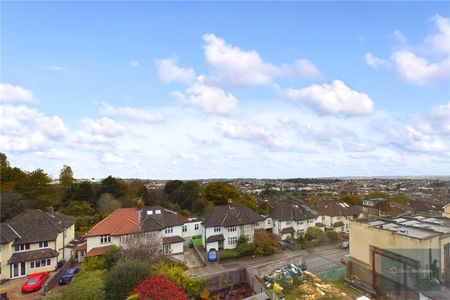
top-left (59, 268), bottom-right (80, 285)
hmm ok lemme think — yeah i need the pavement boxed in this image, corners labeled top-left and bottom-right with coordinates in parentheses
top-left (303, 247), bottom-right (348, 273)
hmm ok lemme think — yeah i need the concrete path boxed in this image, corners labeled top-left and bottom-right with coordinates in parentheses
top-left (303, 247), bottom-right (347, 273)
top-left (183, 248), bottom-right (204, 269)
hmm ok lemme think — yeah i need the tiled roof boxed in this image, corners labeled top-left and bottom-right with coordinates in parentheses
top-left (315, 201), bottom-right (361, 217)
top-left (85, 245), bottom-right (113, 257)
top-left (270, 202), bottom-right (318, 222)
top-left (2, 209), bottom-right (75, 245)
top-left (281, 227), bottom-right (295, 234)
top-left (206, 234), bottom-right (225, 243)
top-left (85, 208), bottom-right (139, 237)
top-left (140, 207), bottom-right (183, 231)
top-left (162, 236), bottom-right (184, 244)
top-left (333, 221), bottom-right (345, 227)
top-left (315, 222), bottom-right (326, 227)
top-left (202, 205), bottom-right (265, 227)
top-left (8, 248), bottom-right (58, 264)
top-left (0, 223), bottom-right (20, 244)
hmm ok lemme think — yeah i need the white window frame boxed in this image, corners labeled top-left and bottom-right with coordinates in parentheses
top-left (182, 225), bottom-right (187, 233)
top-left (30, 258), bottom-right (51, 269)
top-left (39, 241), bottom-right (48, 248)
top-left (100, 235), bottom-right (111, 244)
top-left (244, 224), bottom-right (251, 230)
top-left (228, 236), bottom-right (237, 246)
top-left (228, 226), bottom-right (237, 232)
top-left (14, 244), bottom-right (30, 252)
top-left (214, 226), bottom-right (221, 233)
top-left (194, 223), bottom-right (199, 231)
top-left (165, 226), bottom-right (173, 234)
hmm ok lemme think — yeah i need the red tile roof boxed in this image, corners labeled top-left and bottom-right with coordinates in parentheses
top-left (85, 208), bottom-right (139, 237)
top-left (84, 245), bottom-right (113, 257)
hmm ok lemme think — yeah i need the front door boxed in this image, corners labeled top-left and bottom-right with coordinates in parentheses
top-left (10, 262), bottom-right (26, 278)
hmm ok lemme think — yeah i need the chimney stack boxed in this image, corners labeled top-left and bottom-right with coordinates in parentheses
top-left (47, 206), bottom-right (54, 216)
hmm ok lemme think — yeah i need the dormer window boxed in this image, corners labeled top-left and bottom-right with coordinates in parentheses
top-left (14, 244), bottom-right (30, 252)
top-left (100, 235), bottom-right (111, 244)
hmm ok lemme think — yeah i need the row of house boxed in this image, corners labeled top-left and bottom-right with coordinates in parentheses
top-left (0, 200), bottom-right (362, 280)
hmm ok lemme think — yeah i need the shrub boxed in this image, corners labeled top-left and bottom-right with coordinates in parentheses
top-left (131, 275), bottom-right (188, 300)
top-left (237, 242), bottom-right (255, 257)
top-left (104, 260), bottom-right (151, 300)
top-left (150, 260), bottom-right (204, 295)
top-left (254, 231), bottom-right (278, 256)
top-left (306, 226), bottom-right (327, 241)
top-left (104, 245), bottom-right (120, 269)
top-left (326, 230), bottom-right (338, 242)
top-left (81, 256), bottom-right (107, 272)
top-left (220, 249), bottom-right (240, 259)
top-left (65, 270), bottom-right (105, 300)
top-left (43, 292), bottom-right (64, 300)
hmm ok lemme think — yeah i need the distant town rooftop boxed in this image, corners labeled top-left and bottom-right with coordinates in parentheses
top-left (356, 215), bottom-right (450, 239)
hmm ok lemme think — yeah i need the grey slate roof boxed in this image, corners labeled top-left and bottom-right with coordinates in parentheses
top-left (202, 205), bottom-right (265, 227)
top-left (2, 209), bottom-right (75, 245)
top-left (162, 236), bottom-right (184, 245)
top-left (315, 200), bottom-right (362, 217)
top-left (140, 207), bottom-right (183, 232)
top-left (0, 223), bottom-right (20, 244)
top-left (8, 248), bottom-right (58, 263)
top-left (269, 202), bottom-right (318, 222)
top-left (206, 234), bottom-right (225, 243)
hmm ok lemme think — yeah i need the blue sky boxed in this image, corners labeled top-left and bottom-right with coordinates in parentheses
top-left (1, 2), bottom-right (449, 179)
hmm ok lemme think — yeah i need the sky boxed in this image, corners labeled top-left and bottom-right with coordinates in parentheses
top-left (1, 2), bottom-right (449, 179)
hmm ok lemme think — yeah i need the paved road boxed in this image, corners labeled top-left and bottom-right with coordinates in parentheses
top-left (303, 247), bottom-right (348, 273)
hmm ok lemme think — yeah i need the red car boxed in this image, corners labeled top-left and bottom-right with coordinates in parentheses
top-left (21, 272), bottom-right (50, 293)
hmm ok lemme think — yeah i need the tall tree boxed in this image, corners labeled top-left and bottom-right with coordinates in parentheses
top-left (203, 182), bottom-right (240, 206)
top-left (59, 165), bottom-right (74, 188)
top-left (100, 176), bottom-right (125, 198)
top-left (17, 169), bottom-right (55, 209)
top-left (171, 181), bottom-right (202, 211)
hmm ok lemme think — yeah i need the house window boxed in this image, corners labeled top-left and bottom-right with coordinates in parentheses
top-left (228, 226), bottom-right (237, 232)
top-left (286, 221), bottom-right (291, 226)
top-left (214, 226), bottom-right (221, 233)
top-left (30, 259), bottom-right (51, 269)
top-left (182, 225), bottom-right (187, 233)
top-left (100, 235), bottom-right (111, 244)
top-left (39, 241), bottom-right (48, 248)
top-left (297, 221), bottom-right (304, 225)
top-left (254, 222), bottom-right (260, 227)
top-left (164, 244), bottom-right (172, 255)
top-left (244, 224), bottom-right (251, 230)
top-left (120, 234), bottom-right (132, 244)
top-left (322, 216), bottom-right (325, 221)
top-left (308, 219), bottom-right (314, 223)
top-left (245, 235), bottom-right (252, 242)
top-left (194, 224), bottom-right (199, 231)
top-left (165, 226), bottom-right (173, 234)
top-left (228, 236), bottom-right (237, 246)
top-left (14, 244), bottom-right (30, 252)
top-left (267, 220), bottom-right (271, 225)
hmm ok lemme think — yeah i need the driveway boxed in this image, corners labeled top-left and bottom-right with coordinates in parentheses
top-left (0, 276), bottom-right (45, 300)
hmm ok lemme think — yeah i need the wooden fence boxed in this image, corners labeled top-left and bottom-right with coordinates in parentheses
top-left (43, 258), bottom-right (74, 294)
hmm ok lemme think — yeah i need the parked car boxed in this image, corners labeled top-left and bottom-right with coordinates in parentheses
top-left (55, 259), bottom-right (66, 271)
top-left (21, 272), bottom-right (50, 293)
top-left (278, 240), bottom-right (287, 250)
top-left (59, 268), bottom-right (80, 285)
top-left (340, 241), bottom-right (349, 249)
top-left (341, 254), bottom-right (350, 265)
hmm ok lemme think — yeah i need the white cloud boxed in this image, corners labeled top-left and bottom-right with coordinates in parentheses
top-left (391, 51), bottom-right (450, 86)
top-left (218, 121), bottom-right (288, 149)
top-left (389, 125), bottom-right (448, 153)
top-left (283, 80), bottom-right (374, 116)
top-left (81, 117), bottom-right (123, 137)
top-left (203, 34), bottom-right (320, 86)
top-left (365, 52), bottom-right (390, 70)
top-left (100, 152), bottom-right (125, 164)
top-left (392, 30), bottom-right (407, 44)
top-left (172, 76), bottom-right (237, 114)
top-left (35, 148), bottom-right (67, 159)
top-left (0, 83), bottom-right (35, 103)
top-left (130, 60), bottom-right (140, 68)
top-left (429, 101), bottom-right (450, 135)
top-left (38, 116), bottom-right (68, 139)
top-left (100, 103), bottom-right (163, 122)
top-left (0, 131), bottom-right (47, 152)
top-left (367, 15), bottom-right (450, 86)
top-left (155, 58), bottom-right (196, 83)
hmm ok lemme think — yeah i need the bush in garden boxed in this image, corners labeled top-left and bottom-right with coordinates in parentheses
top-left (131, 275), bottom-right (188, 300)
top-left (237, 242), bottom-right (255, 256)
top-left (220, 248), bottom-right (240, 259)
top-left (326, 230), bottom-right (338, 242)
top-left (104, 260), bottom-right (151, 300)
top-left (150, 260), bottom-right (204, 295)
top-left (306, 226), bottom-right (327, 241)
top-left (254, 230), bottom-right (278, 256)
top-left (81, 256), bottom-right (107, 272)
top-left (64, 270), bottom-right (106, 300)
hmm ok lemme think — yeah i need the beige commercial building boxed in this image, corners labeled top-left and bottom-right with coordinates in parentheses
top-left (347, 216), bottom-right (450, 299)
